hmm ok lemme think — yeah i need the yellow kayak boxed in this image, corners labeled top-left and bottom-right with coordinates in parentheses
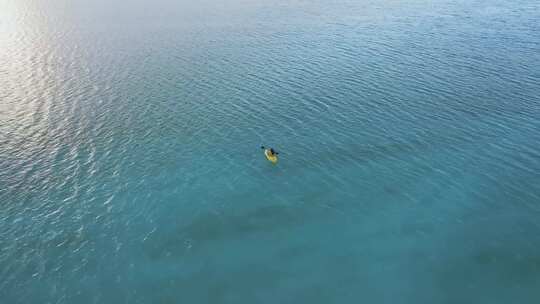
top-left (264, 149), bottom-right (278, 164)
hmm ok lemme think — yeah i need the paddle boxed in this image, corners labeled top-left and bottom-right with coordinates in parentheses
top-left (261, 146), bottom-right (279, 155)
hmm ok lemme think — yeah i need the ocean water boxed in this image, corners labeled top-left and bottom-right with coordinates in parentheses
top-left (1, 0), bottom-right (540, 302)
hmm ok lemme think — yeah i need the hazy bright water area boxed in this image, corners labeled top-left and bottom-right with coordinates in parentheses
top-left (1, 0), bottom-right (540, 303)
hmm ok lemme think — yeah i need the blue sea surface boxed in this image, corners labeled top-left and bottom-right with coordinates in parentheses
top-left (1, 0), bottom-right (540, 302)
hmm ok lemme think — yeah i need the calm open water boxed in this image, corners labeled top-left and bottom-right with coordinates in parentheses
top-left (1, 0), bottom-right (540, 303)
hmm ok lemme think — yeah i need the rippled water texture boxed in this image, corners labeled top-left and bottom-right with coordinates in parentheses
top-left (1, 0), bottom-right (540, 303)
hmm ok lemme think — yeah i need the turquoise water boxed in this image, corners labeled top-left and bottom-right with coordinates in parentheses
top-left (1, 0), bottom-right (540, 302)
